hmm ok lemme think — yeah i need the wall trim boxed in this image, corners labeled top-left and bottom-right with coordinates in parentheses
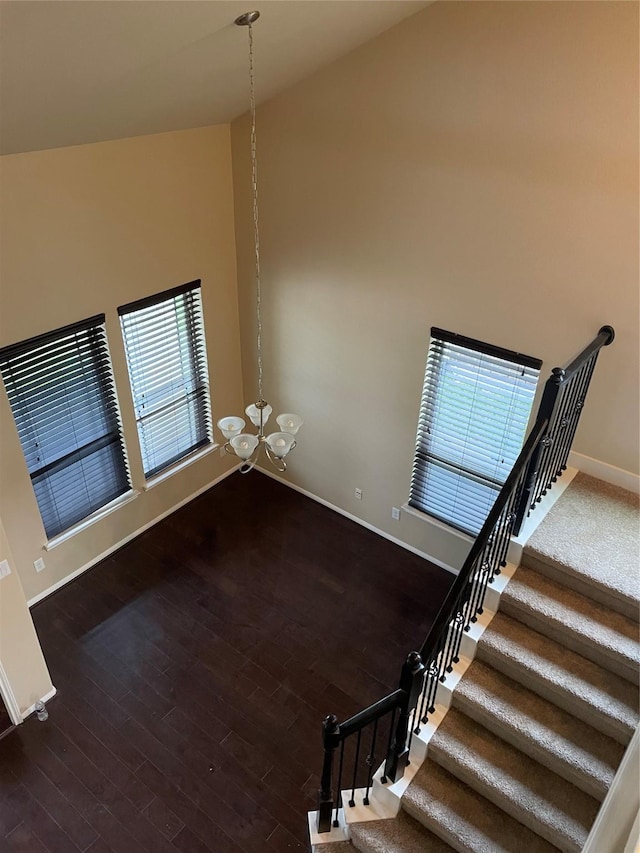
top-left (0, 660), bottom-right (22, 725)
top-left (582, 724), bottom-right (639, 853)
top-left (255, 467), bottom-right (459, 577)
top-left (568, 452), bottom-right (639, 494)
top-left (27, 463), bottom-right (240, 607)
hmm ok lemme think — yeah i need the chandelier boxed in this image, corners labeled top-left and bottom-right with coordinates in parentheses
top-left (217, 11), bottom-right (302, 474)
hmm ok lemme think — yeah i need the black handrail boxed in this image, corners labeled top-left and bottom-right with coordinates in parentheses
top-left (316, 653), bottom-right (424, 832)
top-left (419, 418), bottom-right (548, 670)
top-left (315, 326), bottom-right (614, 835)
top-left (513, 325), bottom-right (614, 533)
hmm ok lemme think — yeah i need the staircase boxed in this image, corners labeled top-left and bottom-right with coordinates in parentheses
top-left (320, 474), bottom-right (640, 853)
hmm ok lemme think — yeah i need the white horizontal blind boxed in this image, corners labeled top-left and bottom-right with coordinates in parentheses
top-left (119, 281), bottom-right (212, 478)
top-left (410, 328), bottom-right (541, 536)
top-left (0, 316), bottom-right (130, 539)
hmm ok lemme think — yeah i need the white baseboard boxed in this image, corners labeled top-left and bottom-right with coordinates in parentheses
top-left (255, 467), bottom-right (459, 578)
top-left (27, 464), bottom-right (240, 607)
top-left (568, 452), bottom-right (639, 494)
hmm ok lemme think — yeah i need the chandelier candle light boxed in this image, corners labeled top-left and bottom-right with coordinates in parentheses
top-left (218, 11), bottom-right (303, 474)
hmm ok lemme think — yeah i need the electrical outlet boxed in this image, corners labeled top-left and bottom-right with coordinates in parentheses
top-left (0, 560), bottom-right (11, 579)
top-left (34, 557), bottom-right (45, 573)
top-left (392, 507), bottom-right (401, 521)
top-left (355, 488), bottom-right (362, 500)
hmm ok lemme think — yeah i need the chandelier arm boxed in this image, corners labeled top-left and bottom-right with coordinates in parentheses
top-left (264, 443), bottom-right (288, 473)
top-left (239, 459), bottom-right (258, 474)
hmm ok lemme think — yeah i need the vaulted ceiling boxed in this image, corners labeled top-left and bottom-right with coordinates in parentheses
top-left (0, 0), bottom-right (429, 155)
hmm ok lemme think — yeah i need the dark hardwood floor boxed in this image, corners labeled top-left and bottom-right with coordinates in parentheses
top-left (0, 472), bottom-right (453, 852)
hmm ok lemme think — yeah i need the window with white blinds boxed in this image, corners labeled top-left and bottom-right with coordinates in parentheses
top-left (118, 280), bottom-right (212, 479)
top-left (0, 316), bottom-right (130, 540)
top-left (410, 328), bottom-right (541, 536)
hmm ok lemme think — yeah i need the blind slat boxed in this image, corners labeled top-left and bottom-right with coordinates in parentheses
top-left (410, 330), bottom-right (540, 536)
top-left (0, 319), bottom-right (130, 539)
top-left (119, 282), bottom-right (212, 479)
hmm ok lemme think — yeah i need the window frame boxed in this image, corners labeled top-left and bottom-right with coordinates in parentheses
top-left (409, 327), bottom-right (542, 537)
top-left (118, 280), bottom-right (213, 481)
top-left (0, 314), bottom-right (131, 541)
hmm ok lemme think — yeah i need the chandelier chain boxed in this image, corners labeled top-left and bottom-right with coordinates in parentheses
top-left (248, 21), bottom-right (263, 403)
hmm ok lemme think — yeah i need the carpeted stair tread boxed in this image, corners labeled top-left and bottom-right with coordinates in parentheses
top-left (404, 758), bottom-right (559, 853)
top-left (524, 473), bottom-right (639, 622)
top-left (427, 707), bottom-right (599, 852)
top-left (501, 564), bottom-right (640, 685)
top-left (478, 611), bottom-right (639, 744)
top-left (453, 658), bottom-right (624, 800)
top-left (349, 810), bottom-right (454, 853)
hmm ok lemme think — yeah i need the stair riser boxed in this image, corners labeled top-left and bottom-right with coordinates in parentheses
top-left (427, 742), bottom-right (586, 853)
top-left (521, 555), bottom-right (640, 624)
top-left (349, 815), bottom-right (454, 853)
top-left (451, 691), bottom-right (610, 801)
top-left (401, 799), bottom-right (477, 853)
top-left (476, 644), bottom-right (633, 746)
top-left (349, 833), bottom-right (381, 853)
top-left (500, 598), bottom-right (640, 687)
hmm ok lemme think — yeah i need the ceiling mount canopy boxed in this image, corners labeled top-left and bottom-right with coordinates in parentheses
top-left (218, 10), bottom-right (303, 475)
top-left (234, 11), bottom-right (261, 27)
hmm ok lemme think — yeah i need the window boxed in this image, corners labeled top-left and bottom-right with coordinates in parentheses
top-left (0, 316), bottom-right (130, 539)
top-left (410, 328), bottom-right (541, 536)
top-left (118, 280), bottom-right (212, 479)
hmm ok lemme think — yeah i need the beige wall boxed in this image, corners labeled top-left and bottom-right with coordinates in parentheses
top-left (0, 518), bottom-right (53, 717)
top-left (0, 125), bottom-right (242, 601)
top-left (231, 1), bottom-right (639, 567)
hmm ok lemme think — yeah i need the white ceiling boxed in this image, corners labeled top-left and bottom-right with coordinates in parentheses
top-left (0, 0), bottom-right (429, 155)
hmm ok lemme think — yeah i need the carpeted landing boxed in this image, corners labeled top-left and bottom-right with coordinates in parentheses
top-left (320, 474), bottom-right (640, 853)
top-left (524, 472), bottom-right (639, 620)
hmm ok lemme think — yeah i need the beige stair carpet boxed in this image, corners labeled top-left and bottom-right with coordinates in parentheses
top-left (350, 811), bottom-right (453, 853)
top-left (452, 659), bottom-right (624, 801)
top-left (500, 565), bottom-right (640, 685)
top-left (312, 474), bottom-right (639, 852)
top-left (524, 473), bottom-right (639, 619)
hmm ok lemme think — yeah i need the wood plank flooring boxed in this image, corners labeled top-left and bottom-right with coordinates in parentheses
top-left (0, 472), bottom-right (453, 852)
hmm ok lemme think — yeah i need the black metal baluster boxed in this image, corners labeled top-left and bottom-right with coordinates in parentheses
top-left (498, 493), bottom-right (517, 568)
top-left (406, 705), bottom-right (417, 760)
top-left (450, 611), bottom-right (466, 666)
top-left (363, 719), bottom-right (379, 806)
top-left (381, 707), bottom-right (397, 783)
top-left (461, 573), bottom-right (476, 631)
top-left (468, 554), bottom-right (488, 624)
top-left (415, 661), bottom-right (431, 731)
top-left (440, 616), bottom-right (457, 678)
top-left (545, 383), bottom-right (573, 490)
top-left (333, 740), bottom-right (345, 827)
top-left (495, 510), bottom-right (513, 571)
top-left (484, 527), bottom-right (499, 582)
top-left (348, 730), bottom-right (362, 807)
top-left (418, 659), bottom-right (438, 724)
top-left (556, 358), bottom-right (595, 474)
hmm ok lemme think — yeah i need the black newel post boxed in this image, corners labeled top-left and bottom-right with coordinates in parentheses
top-left (317, 714), bottom-right (340, 833)
top-left (384, 652), bottom-right (425, 783)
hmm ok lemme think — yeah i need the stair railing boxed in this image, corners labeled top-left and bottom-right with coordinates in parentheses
top-left (315, 326), bottom-right (614, 834)
top-left (513, 325), bottom-right (615, 534)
